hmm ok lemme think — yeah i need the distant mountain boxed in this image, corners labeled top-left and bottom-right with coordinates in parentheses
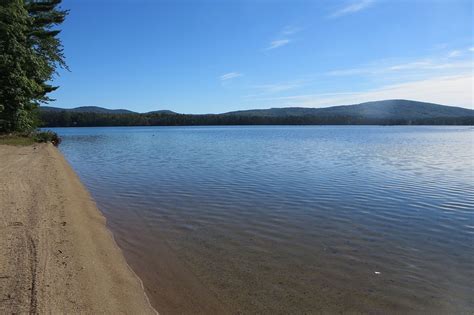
top-left (224, 100), bottom-right (474, 120)
top-left (146, 110), bottom-right (177, 115)
top-left (41, 106), bottom-right (137, 114)
top-left (39, 100), bottom-right (474, 127)
top-left (40, 106), bottom-right (179, 115)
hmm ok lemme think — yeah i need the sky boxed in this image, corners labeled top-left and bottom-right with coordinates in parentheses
top-left (51, 0), bottom-right (473, 113)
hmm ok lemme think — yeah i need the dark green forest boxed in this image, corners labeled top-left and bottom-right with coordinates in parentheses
top-left (39, 110), bottom-right (474, 127)
top-left (39, 100), bottom-right (474, 126)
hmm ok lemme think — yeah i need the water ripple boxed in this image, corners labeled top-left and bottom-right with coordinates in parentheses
top-left (55, 126), bottom-right (474, 314)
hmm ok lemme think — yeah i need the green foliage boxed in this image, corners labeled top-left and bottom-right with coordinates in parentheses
top-left (0, 0), bottom-right (67, 133)
top-left (0, 130), bottom-right (61, 146)
top-left (33, 129), bottom-right (60, 145)
top-left (0, 0), bottom-right (41, 132)
top-left (26, 0), bottom-right (68, 102)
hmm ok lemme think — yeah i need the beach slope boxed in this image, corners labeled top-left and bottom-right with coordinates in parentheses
top-left (0, 143), bottom-right (156, 314)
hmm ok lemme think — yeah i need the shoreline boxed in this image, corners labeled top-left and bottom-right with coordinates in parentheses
top-left (0, 143), bottom-right (157, 314)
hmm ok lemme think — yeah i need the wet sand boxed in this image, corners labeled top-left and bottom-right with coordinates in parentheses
top-left (0, 144), bottom-right (156, 314)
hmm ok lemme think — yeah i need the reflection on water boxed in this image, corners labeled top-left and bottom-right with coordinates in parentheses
top-left (55, 126), bottom-right (474, 313)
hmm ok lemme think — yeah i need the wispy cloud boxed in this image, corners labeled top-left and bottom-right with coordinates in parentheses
top-left (264, 25), bottom-right (302, 51)
top-left (265, 39), bottom-right (291, 50)
top-left (247, 74), bottom-right (473, 109)
top-left (448, 50), bottom-right (462, 58)
top-left (245, 49), bottom-right (473, 108)
top-left (281, 26), bottom-right (301, 36)
top-left (329, 0), bottom-right (375, 18)
top-left (246, 47), bottom-right (473, 110)
top-left (327, 56), bottom-right (472, 78)
top-left (220, 72), bottom-right (243, 81)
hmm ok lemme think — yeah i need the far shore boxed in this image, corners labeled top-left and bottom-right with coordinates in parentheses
top-left (0, 143), bottom-right (157, 314)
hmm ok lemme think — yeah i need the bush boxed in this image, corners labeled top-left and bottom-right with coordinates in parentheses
top-left (33, 130), bottom-right (61, 146)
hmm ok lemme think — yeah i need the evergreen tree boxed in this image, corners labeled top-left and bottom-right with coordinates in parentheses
top-left (26, 0), bottom-right (68, 102)
top-left (0, 0), bottom-right (67, 133)
top-left (0, 0), bottom-right (41, 131)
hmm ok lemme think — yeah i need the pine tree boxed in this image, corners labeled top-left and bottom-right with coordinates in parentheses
top-left (26, 0), bottom-right (68, 103)
top-left (0, 0), bottom-right (67, 133)
top-left (0, 0), bottom-right (42, 132)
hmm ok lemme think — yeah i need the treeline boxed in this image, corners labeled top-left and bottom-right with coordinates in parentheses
top-left (39, 111), bottom-right (474, 127)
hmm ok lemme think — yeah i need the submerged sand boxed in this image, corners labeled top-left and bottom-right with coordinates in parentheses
top-left (0, 144), bottom-right (156, 314)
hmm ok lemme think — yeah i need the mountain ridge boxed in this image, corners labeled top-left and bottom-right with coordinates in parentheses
top-left (41, 100), bottom-right (473, 119)
top-left (41, 106), bottom-right (179, 115)
top-left (41, 106), bottom-right (136, 114)
top-left (39, 100), bottom-right (474, 126)
top-left (222, 100), bottom-right (473, 119)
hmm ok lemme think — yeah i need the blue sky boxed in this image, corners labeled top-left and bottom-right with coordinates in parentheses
top-left (51, 0), bottom-right (473, 113)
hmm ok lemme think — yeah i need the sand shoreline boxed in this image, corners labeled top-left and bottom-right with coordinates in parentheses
top-left (0, 143), bottom-right (157, 314)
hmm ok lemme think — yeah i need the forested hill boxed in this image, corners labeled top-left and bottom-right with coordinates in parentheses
top-left (41, 106), bottom-right (136, 114)
top-left (39, 100), bottom-right (474, 127)
top-left (224, 100), bottom-right (474, 119)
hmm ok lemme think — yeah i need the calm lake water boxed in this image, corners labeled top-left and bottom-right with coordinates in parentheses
top-left (53, 126), bottom-right (474, 314)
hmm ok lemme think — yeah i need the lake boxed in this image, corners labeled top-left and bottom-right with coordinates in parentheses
top-left (53, 126), bottom-right (474, 314)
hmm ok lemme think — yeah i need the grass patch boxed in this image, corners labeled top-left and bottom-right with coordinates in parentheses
top-left (0, 135), bottom-right (36, 146)
top-left (0, 131), bottom-right (61, 146)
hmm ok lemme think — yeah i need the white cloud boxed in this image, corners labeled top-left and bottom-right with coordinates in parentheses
top-left (264, 26), bottom-right (301, 51)
top-left (469, 47), bottom-right (474, 52)
top-left (448, 50), bottom-right (462, 58)
top-left (329, 0), bottom-right (375, 18)
top-left (248, 50), bottom-right (473, 109)
top-left (327, 58), bottom-right (473, 78)
top-left (266, 39), bottom-right (291, 50)
top-left (388, 61), bottom-right (432, 71)
top-left (251, 74), bottom-right (473, 109)
top-left (220, 72), bottom-right (243, 81)
top-left (281, 26), bottom-right (301, 35)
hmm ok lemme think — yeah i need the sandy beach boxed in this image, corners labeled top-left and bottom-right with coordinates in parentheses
top-left (0, 143), bottom-right (156, 314)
